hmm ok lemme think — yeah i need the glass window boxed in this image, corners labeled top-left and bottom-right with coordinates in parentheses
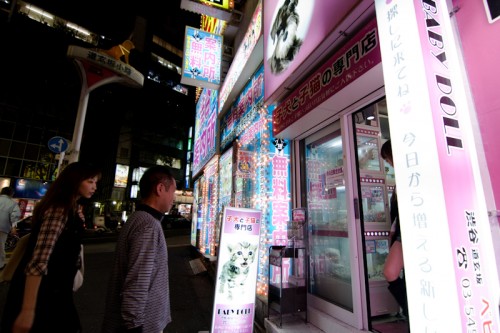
top-left (24, 144), bottom-right (40, 160)
top-left (10, 142), bottom-right (25, 158)
top-left (305, 123), bottom-right (353, 311)
top-left (0, 139), bottom-right (11, 156)
top-left (5, 159), bottom-right (22, 177)
top-left (28, 127), bottom-right (43, 144)
top-left (13, 124), bottom-right (29, 141)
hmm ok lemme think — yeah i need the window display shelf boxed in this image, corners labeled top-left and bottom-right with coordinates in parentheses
top-left (267, 243), bottom-right (307, 328)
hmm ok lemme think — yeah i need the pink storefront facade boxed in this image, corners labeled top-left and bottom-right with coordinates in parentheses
top-left (262, 0), bottom-right (500, 332)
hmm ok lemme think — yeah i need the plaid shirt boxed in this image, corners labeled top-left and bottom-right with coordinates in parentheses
top-left (25, 206), bottom-right (84, 275)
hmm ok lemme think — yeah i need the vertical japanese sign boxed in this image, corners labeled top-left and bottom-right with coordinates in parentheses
top-left (219, 1), bottom-right (262, 112)
top-left (220, 65), bottom-right (264, 150)
top-left (211, 207), bottom-right (261, 333)
top-left (375, 0), bottom-right (500, 332)
top-left (193, 88), bottom-right (218, 176)
top-left (181, 26), bottom-right (222, 90)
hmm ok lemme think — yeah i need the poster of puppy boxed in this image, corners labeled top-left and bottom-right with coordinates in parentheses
top-left (264, 0), bottom-right (359, 101)
top-left (267, 0), bottom-right (312, 74)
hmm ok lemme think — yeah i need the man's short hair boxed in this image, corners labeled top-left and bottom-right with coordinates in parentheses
top-left (139, 166), bottom-right (175, 198)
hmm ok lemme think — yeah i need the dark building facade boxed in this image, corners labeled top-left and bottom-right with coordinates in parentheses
top-left (0, 0), bottom-right (200, 221)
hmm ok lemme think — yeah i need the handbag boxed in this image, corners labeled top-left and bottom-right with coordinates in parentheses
top-left (73, 244), bottom-right (84, 291)
top-left (0, 233), bottom-right (30, 282)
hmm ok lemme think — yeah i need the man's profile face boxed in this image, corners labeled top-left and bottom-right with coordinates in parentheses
top-left (161, 180), bottom-right (177, 214)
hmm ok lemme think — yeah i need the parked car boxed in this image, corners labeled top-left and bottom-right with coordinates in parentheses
top-left (161, 214), bottom-right (191, 230)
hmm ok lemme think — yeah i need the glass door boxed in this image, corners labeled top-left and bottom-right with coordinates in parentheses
top-left (304, 120), bottom-right (363, 327)
top-left (352, 99), bottom-right (401, 326)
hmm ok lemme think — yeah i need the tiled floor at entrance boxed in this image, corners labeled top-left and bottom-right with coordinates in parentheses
top-left (371, 314), bottom-right (409, 333)
top-left (264, 313), bottom-right (409, 333)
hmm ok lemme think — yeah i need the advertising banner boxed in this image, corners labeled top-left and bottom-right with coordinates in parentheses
top-left (193, 88), bottom-right (218, 176)
top-left (219, 1), bottom-right (262, 112)
top-left (220, 65), bottom-right (264, 150)
top-left (181, 0), bottom-right (233, 21)
top-left (211, 207), bottom-right (261, 333)
top-left (272, 18), bottom-right (381, 135)
top-left (181, 26), bottom-right (222, 90)
top-left (263, 0), bottom-right (358, 102)
top-left (375, 0), bottom-right (500, 332)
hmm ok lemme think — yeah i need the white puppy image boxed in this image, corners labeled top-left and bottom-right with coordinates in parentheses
top-left (269, 0), bottom-right (303, 74)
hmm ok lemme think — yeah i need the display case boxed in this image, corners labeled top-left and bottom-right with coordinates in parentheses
top-left (267, 208), bottom-right (307, 327)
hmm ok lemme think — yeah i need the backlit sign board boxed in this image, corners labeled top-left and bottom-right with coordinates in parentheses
top-left (181, 26), bottom-right (222, 90)
top-left (263, 0), bottom-right (358, 102)
top-left (272, 19), bottom-right (381, 135)
top-left (181, 0), bottom-right (233, 21)
top-left (211, 207), bottom-right (261, 333)
top-left (114, 164), bottom-right (129, 188)
top-left (375, 0), bottom-right (500, 331)
top-left (219, 1), bottom-right (262, 112)
top-left (193, 89), bottom-right (218, 176)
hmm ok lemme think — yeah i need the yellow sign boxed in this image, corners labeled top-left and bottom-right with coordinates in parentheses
top-left (199, 0), bottom-right (232, 11)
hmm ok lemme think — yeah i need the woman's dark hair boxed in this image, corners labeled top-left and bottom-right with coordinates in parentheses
top-left (380, 139), bottom-right (393, 161)
top-left (139, 165), bottom-right (175, 199)
top-left (32, 162), bottom-right (101, 223)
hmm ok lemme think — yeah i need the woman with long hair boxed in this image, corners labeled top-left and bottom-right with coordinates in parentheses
top-left (1, 162), bottom-right (101, 333)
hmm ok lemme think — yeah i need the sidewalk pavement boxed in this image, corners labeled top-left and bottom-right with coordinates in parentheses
top-left (0, 231), bottom-right (216, 333)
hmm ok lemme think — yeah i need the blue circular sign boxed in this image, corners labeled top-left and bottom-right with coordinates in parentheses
top-left (48, 136), bottom-right (69, 153)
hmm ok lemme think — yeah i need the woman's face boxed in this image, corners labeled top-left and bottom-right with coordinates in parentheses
top-left (78, 177), bottom-right (98, 199)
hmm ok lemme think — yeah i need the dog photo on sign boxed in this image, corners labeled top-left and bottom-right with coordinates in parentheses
top-left (267, 0), bottom-right (312, 74)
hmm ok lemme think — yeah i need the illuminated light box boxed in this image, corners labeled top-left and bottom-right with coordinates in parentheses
top-left (114, 164), bottom-right (129, 188)
top-left (192, 88), bottom-right (218, 176)
top-left (180, 0), bottom-right (233, 21)
top-left (181, 26), bottom-right (222, 90)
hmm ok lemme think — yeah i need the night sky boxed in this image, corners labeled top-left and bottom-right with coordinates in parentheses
top-left (26, 0), bottom-right (200, 50)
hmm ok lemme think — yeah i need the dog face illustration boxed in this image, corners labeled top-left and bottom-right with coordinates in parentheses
top-left (269, 0), bottom-right (303, 74)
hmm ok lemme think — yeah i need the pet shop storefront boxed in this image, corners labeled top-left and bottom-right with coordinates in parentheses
top-left (264, 0), bottom-right (500, 332)
top-left (217, 62), bottom-right (294, 328)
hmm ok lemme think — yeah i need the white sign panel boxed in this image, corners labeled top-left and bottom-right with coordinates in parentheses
top-left (211, 207), bottom-right (261, 333)
top-left (375, 0), bottom-right (500, 332)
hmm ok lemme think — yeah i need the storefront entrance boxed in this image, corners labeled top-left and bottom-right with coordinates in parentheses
top-left (301, 97), bottom-right (405, 331)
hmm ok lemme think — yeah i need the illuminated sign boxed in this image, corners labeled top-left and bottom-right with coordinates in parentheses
top-left (193, 89), bottom-right (218, 176)
top-left (272, 19), bottom-right (381, 135)
top-left (219, 1), bottom-right (262, 112)
top-left (67, 45), bottom-right (144, 87)
top-left (199, 0), bottom-right (232, 11)
top-left (181, 0), bottom-right (233, 21)
top-left (202, 14), bottom-right (226, 35)
top-left (181, 26), bottom-right (222, 90)
top-left (375, 0), bottom-right (500, 331)
top-left (219, 147), bottom-right (234, 209)
top-left (211, 207), bottom-right (261, 333)
top-left (114, 164), bottom-right (129, 188)
top-left (263, 0), bottom-right (358, 102)
top-left (220, 65), bottom-right (264, 150)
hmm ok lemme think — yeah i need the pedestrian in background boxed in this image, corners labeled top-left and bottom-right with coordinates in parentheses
top-left (1, 162), bottom-right (101, 333)
top-left (102, 165), bottom-right (176, 333)
top-left (380, 140), bottom-right (409, 321)
top-left (0, 187), bottom-right (21, 270)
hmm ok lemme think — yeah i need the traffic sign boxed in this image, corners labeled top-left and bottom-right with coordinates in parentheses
top-left (48, 136), bottom-right (69, 154)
